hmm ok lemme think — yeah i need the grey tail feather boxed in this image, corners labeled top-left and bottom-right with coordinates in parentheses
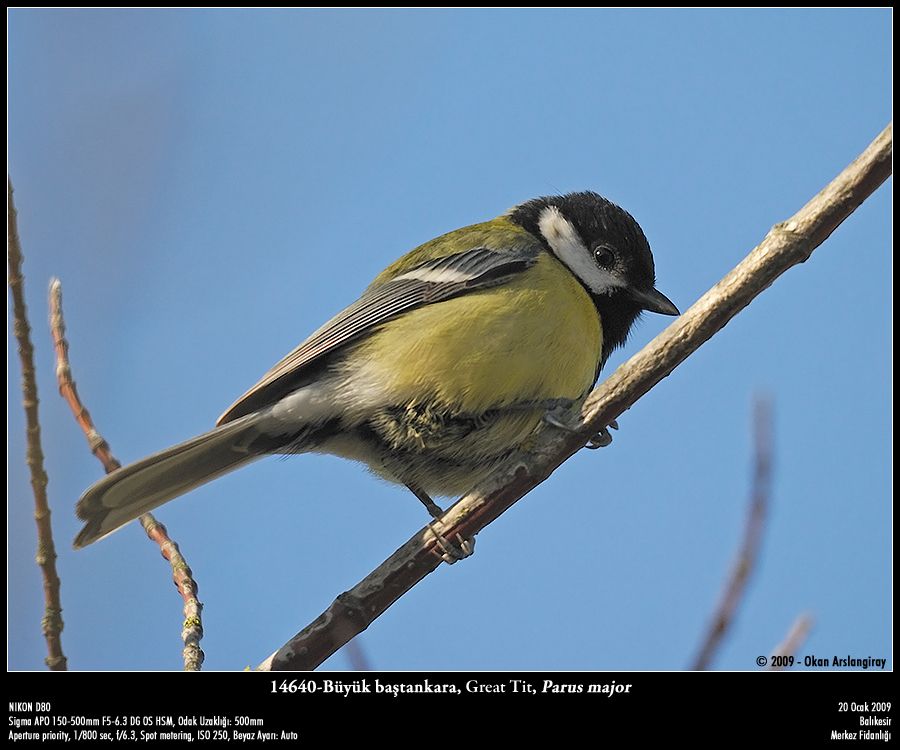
top-left (74, 413), bottom-right (268, 549)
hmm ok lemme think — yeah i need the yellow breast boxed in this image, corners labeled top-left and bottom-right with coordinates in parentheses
top-left (349, 252), bottom-right (602, 413)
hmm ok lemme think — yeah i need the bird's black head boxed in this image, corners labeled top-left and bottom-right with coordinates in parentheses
top-left (509, 191), bottom-right (678, 368)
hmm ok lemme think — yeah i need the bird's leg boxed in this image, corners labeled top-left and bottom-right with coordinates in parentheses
top-left (542, 403), bottom-right (619, 449)
top-left (405, 483), bottom-right (475, 564)
top-left (407, 483), bottom-right (445, 519)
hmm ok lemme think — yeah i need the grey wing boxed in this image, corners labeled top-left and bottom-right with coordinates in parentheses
top-left (216, 246), bottom-right (541, 425)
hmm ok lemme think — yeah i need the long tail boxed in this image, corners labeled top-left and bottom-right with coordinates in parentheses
top-left (74, 413), bottom-right (269, 548)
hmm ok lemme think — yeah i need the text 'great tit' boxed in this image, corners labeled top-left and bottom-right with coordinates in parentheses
top-left (74, 191), bottom-right (679, 548)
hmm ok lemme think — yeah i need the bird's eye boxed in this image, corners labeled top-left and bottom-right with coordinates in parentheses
top-left (593, 244), bottom-right (615, 269)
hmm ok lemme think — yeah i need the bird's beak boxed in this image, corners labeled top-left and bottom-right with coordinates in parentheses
top-left (631, 287), bottom-right (680, 316)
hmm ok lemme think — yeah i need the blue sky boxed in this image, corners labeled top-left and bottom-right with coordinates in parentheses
top-left (8, 9), bottom-right (891, 671)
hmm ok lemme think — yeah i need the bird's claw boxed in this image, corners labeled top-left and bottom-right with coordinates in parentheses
top-left (586, 419), bottom-right (618, 449)
top-left (544, 406), bottom-right (619, 450)
top-left (428, 522), bottom-right (475, 564)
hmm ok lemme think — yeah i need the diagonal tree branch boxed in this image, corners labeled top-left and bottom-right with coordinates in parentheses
top-left (8, 177), bottom-right (68, 670)
top-left (259, 123), bottom-right (892, 671)
top-left (49, 279), bottom-right (204, 671)
top-left (691, 395), bottom-right (773, 671)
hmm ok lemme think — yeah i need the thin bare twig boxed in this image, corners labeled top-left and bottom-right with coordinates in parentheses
top-left (769, 614), bottom-right (814, 670)
top-left (9, 178), bottom-right (68, 670)
top-left (49, 278), bottom-right (204, 671)
top-left (343, 638), bottom-right (372, 671)
top-left (258, 123), bottom-right (891, 672)
top-left (691, 396), bottom-right (773, 670)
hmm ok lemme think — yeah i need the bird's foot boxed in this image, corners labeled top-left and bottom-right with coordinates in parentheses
top-left (543, 406), bottom-right (619, 449)
top-left (406, 482), bottom-right (475, 564)
top-left (586, 419), bottom-right (618, 449)
top-left (428, 522), bottom-right (476, 564)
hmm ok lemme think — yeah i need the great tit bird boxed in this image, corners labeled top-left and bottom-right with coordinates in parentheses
top-left (74, 191), bottom-right (678, 549)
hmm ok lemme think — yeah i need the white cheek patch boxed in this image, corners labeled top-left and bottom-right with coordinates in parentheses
top-left (537, 205), bottom-right (623, 295)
